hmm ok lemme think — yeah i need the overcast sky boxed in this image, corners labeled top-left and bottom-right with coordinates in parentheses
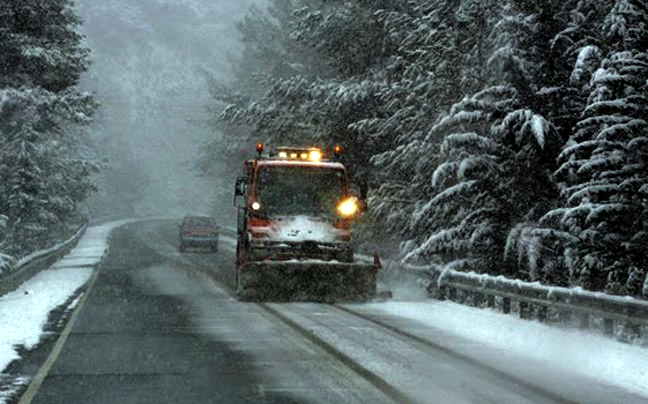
top-left (76, 0), bottom-right (264, 220)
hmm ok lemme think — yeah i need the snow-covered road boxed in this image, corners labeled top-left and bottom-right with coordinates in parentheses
top-left (1, 219), bottom-right (647, 403)
top-left (0, 221), bottom-right (130, 403)
top-left (345, 301), bottom-right (648, 401)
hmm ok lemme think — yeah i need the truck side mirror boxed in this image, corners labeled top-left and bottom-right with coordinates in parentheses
top-left (234, 177), bottom-right (246, 196)
top-left (233, 177), bottom-right (247, 208)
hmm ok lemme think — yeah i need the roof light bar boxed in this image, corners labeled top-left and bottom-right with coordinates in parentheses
top-left (273, 147), bottom-right (324, 162)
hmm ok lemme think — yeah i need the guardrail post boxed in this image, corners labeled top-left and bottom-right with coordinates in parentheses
top-left (603, 318), bottom-right (613, 337)
top-left (448, 287), bottom-right (456, 302)
top-left (464, 290), bottom-right (472, 306)
top-left (538, 306), bottom-right (547, 323)
top-left (519, 301), bottom-right (529, 320)
top-left (437, 286), bottom-right (447, 301)
top-left (503, 297), bottom-right (511, 314)
top-left (487, 294), bottom-right (495, 308)
top-left (473, 291), bottom-right (484, 308)
top-left (632, 324), bottom-right (641, 340)
top-left (621, 323), bottom-right (642, 342)
top-left (457, 289), bottom-right (464, 304)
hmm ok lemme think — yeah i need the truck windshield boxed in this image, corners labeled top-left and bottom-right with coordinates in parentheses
top-left (256, 166), bottom-right (345, 217)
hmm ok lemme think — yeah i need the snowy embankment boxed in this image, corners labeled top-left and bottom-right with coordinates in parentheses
top-left (0, 221), bottom-right (128, 403)
top-left (353, 299), bottom-right (648, 400)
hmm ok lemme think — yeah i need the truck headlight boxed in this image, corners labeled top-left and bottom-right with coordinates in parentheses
top-left (337, 197), bottom-right (359, 217)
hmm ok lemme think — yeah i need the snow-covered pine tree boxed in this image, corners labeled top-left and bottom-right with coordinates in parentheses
top-left (197, 1), bottom-right (301, 181)
top-left (501, 1), bottom-right (625, 287)
top-left (216, 1), bottom-right (404, 190)
top-left (397, 85), bottom-right (559, 277)
top-left (199, 0), bottom-right (327, 180)
top-left (291, 1), bottom-right (396, 78)
top-left (0, 0), bottom-right (96, 257)
top-left (481, 0), bottom-right (591, 285)
top-left (0, 0), bottom-right (89, 91)
top-left (369, 0), bottom-right (505, 247)
top-left (0, 88), bottom-right (96, 256)
top-left (544, 0), bottom-right (648, 296)
top-left (373, 0), bottom-right (572, 276)
top-left (557, 1), bottom-right (648, 296)
top-left (0, 110), bottom-right (47, 250)
top-left (545, 0), bottom-right (614, 140)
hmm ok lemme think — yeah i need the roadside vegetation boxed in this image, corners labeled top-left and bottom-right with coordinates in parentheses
top-left (202, 0), bottom-right (648, 298)
top-left (0, 0), bottom-right (97, 267)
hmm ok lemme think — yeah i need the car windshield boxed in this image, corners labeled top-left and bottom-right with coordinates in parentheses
top-left (256, 166), bottom-right (345, 217)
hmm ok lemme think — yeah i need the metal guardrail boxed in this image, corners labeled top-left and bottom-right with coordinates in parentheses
top-left (0, 225), bottom-right (87, 296)
top-left (411, 265), bottom-right (648, 344)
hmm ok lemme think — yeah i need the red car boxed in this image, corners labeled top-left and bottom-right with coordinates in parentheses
top-left (178, 215), bottom-right (219, 252)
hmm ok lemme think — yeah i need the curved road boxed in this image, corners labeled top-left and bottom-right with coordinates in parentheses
top-left (17, 220), bottom-right (646, 403)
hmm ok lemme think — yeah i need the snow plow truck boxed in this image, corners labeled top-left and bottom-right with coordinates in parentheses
top-left (233, 143), bottom-right (380, 301)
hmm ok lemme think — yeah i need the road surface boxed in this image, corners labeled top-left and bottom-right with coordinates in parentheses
top-left (10, 220), bottom-right (646, 403)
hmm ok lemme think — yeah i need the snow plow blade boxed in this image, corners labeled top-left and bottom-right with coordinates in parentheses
top-left (236, 260), bottom-right (378, 302)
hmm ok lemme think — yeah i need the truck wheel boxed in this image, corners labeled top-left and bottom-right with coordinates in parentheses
top-left (236, 240), bottom-right (245, 266)
top-left (235, 240), bottom-right (245, 290)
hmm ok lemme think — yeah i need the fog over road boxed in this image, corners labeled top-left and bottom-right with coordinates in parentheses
top-left (76, 0), bottom-right (262, 219)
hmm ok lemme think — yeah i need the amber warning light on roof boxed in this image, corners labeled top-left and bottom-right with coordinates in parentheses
top-left (255, 143), bottom-right (264, 156)
top-left (275, 147), bottom-right (323, 162)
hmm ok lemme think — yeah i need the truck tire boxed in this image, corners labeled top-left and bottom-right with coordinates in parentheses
top-left (235, 239), bottom-right (246, 290)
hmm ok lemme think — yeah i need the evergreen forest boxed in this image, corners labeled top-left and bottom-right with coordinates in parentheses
top-left (202, 0), bottom-right (648, 298)
top-left (0, 0), bottom-right (96, 267)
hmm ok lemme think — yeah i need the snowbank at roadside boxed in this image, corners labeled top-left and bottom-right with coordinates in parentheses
top-left (0, 220), bottom-right (130, 403)
top-left (362, 300), bottom-right (648, 399)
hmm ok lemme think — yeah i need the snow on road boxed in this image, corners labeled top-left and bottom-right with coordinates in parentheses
top-left (351, 299), bottom-right (648, 400)
top-left (0, 220), bottom-right (129, 403)
top-left (1, 220), bottom-right (647, 402)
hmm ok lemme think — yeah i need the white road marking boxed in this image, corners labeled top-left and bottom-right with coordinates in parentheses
top-left (17, 269), bottom-right (101, 404)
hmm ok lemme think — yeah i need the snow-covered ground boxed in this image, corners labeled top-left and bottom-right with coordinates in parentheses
top-left (352, 299), bottom-right (648, 400)
top-left (1, 221), bottom-right (647, 402)
top-left (0, 221), bottom-right (129, 403)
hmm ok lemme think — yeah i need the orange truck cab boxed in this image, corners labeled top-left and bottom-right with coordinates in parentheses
top-left (234, 144), bottom-right (361, 265)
